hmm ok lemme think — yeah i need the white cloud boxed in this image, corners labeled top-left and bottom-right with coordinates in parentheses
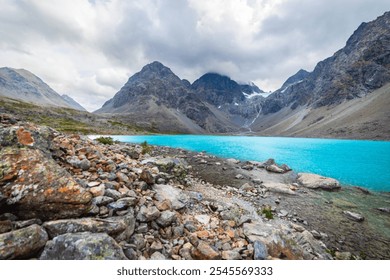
top-left (0, 0), bottom-right (388, 111)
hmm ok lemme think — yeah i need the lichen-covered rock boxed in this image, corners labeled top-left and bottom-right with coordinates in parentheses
top-left (0, 224), bottom-right (48, 259)
top-left (43, 212), bottom-right (136, 239)
top-left (39, 232), bottom-right (127, 260)
top-left (0, 147), bottom-right (92, 220)
top-left (297, 173), bottom-right (341, 191)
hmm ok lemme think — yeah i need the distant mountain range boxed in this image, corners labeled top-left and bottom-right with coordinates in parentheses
top-left (1, 12), bottom-right (389, 139)
top-left (0, 67), bottom-right (85, 111)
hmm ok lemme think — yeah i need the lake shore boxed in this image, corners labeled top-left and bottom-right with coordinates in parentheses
top-left (1, 114), bottom-right (389, 259)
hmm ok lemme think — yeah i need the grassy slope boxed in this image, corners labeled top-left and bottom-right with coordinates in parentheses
top-left (0, 96), bottom-right (152, 135)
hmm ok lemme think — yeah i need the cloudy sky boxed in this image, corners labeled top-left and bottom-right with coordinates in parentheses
top-left (0, 0), bottom-right (388, 111)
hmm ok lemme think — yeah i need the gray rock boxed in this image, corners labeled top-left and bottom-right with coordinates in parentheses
top-left (108, 197), bottom-right (138, 211)
top-left (343, 211), bottom-right (364, 222)
top-left (105, 189), bottom-right (123, 200)
top-left (0, 224), bottom-right (48, 259)
top-left (254, 240), bottom-right (268, 260)
top-left (235, 174), bottom-right (244, 179)
top-left (123, 246), bottom-right (138, 260)
top-left (39, 232), bottom-right (127, 260)
top-left (156, 210), bottom-right (177, 227)
top-left (92, 196), bottom-right (114, 206)
top-left (129, 234), bottom-right (146, 250)
top-left (79, 158), bottom-right (91, 171)
top-left (279, 210), bottom-right (289, 217)
top-left (377, 207), bottom-right (390, 214)
top-left (136, 205), bottom-right (161, 222)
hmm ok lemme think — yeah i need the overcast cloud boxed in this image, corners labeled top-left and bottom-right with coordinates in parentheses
top-left (0, 0), bottom-right (388, 111)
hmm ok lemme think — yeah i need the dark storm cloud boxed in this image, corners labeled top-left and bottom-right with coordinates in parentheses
top-left (0, 0), bottom-right (388, 111)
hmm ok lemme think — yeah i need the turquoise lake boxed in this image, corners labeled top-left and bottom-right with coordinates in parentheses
top-left (105, 135), bottom-right (390, 192)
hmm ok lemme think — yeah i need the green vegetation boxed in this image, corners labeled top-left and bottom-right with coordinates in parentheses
top-left (141, 141), bottom-right (153, 154)
top-left (95, 136), bottom-right (114, 145)
top-left (259, 206), bottom-right (274, 219)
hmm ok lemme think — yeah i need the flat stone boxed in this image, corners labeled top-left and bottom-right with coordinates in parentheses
top-left (254, 240), bottom-right (268, 260)
top-left (89, 185), bottom-right (105, 197)
top-left (297, 173), bottom-right (340, 191)
top-left (195, 215), bottom-right (211, 225)
top-left (0, 224), bottom-right (48, 259)
top-left (87, 181), bottom-right (101, 188)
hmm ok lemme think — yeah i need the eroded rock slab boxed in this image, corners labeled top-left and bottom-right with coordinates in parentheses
top-left (0, 224), bottom-right (48, 259)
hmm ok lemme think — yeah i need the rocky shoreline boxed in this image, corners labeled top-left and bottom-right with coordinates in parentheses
top-left (1, 114), bottom-right (389, 260)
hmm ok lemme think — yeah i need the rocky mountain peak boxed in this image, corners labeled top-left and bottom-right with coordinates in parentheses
top-left (280, 69), bottom-right (310, 90)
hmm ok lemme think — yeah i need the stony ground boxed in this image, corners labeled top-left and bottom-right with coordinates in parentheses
top-left (0, 114), bottom-right (389, 260)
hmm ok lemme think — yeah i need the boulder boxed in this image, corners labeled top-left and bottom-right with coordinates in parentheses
top-left (266, 164), bottom-right (285, 173)
top-left (43, 212), bottom-right (136, 239)
top-left (156, 210), bottom-right (177, 227)
top-left (262, 182), bottom-right (296, 195)
top-left (39, 232), bottom-right (127, 260)
top-left (0, 147), bottom-right (92, 220)
top-left (140, 170), bottom-right (155, 185)
top-left (153, 184), bottom-right (188, 210)
top-left (297, 173), bottom-right (340, 191)
top-left (0, 224), bottom-right (48, 259)
top-left (136, 205), bottom-right (161, 222)
top-left (191, 241), bottom-right (220, 260)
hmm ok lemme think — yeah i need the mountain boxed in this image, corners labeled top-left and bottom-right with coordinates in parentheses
top-left (191, 73), bottom-right (264, 127)
top-left (95, 12), bottom-right (389, 139)
top-left (0, 67), bottom-right (72, 108)
top-left (261, 12), bottom-right (390, 115)
top-left (95, 61), bottom-right (241, 133)
top-left (251, 12), bottom-right (390, 139)
top-left (61, 94), bottom-right (87, 111)
top-left (280, 69), bottom-right (310, 90)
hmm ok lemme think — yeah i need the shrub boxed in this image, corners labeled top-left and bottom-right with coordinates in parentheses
top-left (96, 136), bottom-right (114, 145)
top-left (141, 141), bottom-right (153, 154)
top-left (261, 206), bottom-right (274, 219)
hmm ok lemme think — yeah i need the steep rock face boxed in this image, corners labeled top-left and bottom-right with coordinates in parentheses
top-left (0, 68), bottom-right (82, 110)
top-left (95, 62), bottom-right (240, 133)
top-left (192, 73), bottom-right (245, 106)
top-left (61, 95), bottom-right (87, 111)
top-left (280, 69), bottom-right (310, 90)
top-left (262, 12), bottom-right (390, 115)
top-left (192, 73), bottom-right (264, 127)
